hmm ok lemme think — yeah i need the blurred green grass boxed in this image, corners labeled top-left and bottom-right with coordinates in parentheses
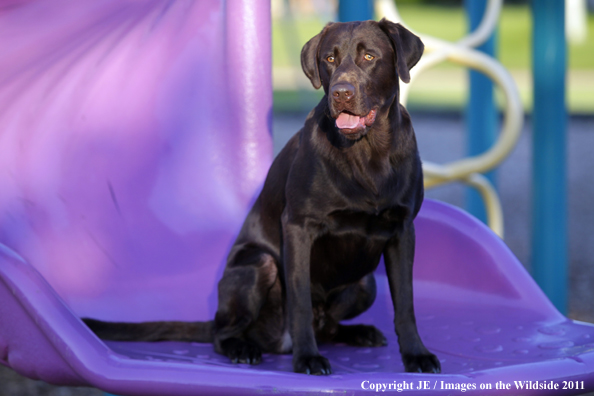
top-left (272, 4), bottom-right (594, 113)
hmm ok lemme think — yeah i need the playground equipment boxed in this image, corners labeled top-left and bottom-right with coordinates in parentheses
top-left (0, 0), bottom-right (591, 395)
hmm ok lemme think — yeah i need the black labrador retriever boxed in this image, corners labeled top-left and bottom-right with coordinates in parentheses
top-left (85, 19), bottom-right (440, 375)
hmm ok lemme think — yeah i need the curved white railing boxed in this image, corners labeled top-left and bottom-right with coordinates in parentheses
top-left (376, 0), bottom-right (523, 238)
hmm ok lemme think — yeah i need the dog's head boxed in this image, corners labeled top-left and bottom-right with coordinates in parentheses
top-left (301, 19), bottom-right (423, 138)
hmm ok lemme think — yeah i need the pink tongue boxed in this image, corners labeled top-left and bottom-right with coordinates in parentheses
top-left (336, 112), bottom-right (361, 129)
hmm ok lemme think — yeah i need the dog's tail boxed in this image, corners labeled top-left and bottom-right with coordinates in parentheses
top-left (82, 318), bottom-right (214, 343)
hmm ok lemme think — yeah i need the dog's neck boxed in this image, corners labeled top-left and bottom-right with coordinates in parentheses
top-left (311, 96), bottom-right (411, 196)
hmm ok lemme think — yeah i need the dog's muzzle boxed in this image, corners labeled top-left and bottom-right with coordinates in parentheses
top-left (335, 110), bottom-right (377, 135)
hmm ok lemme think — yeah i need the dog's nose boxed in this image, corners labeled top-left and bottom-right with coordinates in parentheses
top-left (331, 83), bottom-right (355, 102)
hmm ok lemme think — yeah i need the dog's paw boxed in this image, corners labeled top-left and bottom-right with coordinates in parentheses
top-left (293, 355), bottom-right (332, 375)
top-left (336, 324), bottom-right (388, 347)
top-left (221, 338), bottom-right (262, 365)
top-left (402, 353), bottom-right (441, 373)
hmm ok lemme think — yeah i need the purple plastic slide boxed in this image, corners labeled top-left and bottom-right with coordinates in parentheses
top-left (1, 0), bottom-right (594, 395)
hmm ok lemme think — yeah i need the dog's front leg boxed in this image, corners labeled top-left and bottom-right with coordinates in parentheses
top-left (282, 215), bottom-right (332, 375)
top-left (384, 223), bottom-right (441, 373)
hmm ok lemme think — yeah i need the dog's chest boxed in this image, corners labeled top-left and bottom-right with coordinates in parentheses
top-left (310, 207), bottom-right (406, 288)
top-left (326, 205), bottom-right (406, 237)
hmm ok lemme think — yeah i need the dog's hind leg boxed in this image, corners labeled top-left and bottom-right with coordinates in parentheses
top-left (213, 249), bottom-right (279, 364)
top-left (322, 274), bottom-right (387, 347)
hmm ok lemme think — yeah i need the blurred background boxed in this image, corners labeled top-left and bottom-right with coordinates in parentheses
top-left (2, 0), bottom-right (593, 394)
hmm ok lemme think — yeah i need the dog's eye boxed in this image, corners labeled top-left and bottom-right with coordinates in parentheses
top-left (364, 54), bottom-right (375, 61)
top-left (326, 56), bottom-right (335, 63)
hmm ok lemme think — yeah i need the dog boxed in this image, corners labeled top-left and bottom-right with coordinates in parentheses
top-left (84, 19), bottom-right (441, 375)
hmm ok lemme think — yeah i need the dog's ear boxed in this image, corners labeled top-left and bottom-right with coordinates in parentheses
top-left (301, 23), bottom-right (333, 90)
top-left (378, 19), bottom-right (424, 84)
